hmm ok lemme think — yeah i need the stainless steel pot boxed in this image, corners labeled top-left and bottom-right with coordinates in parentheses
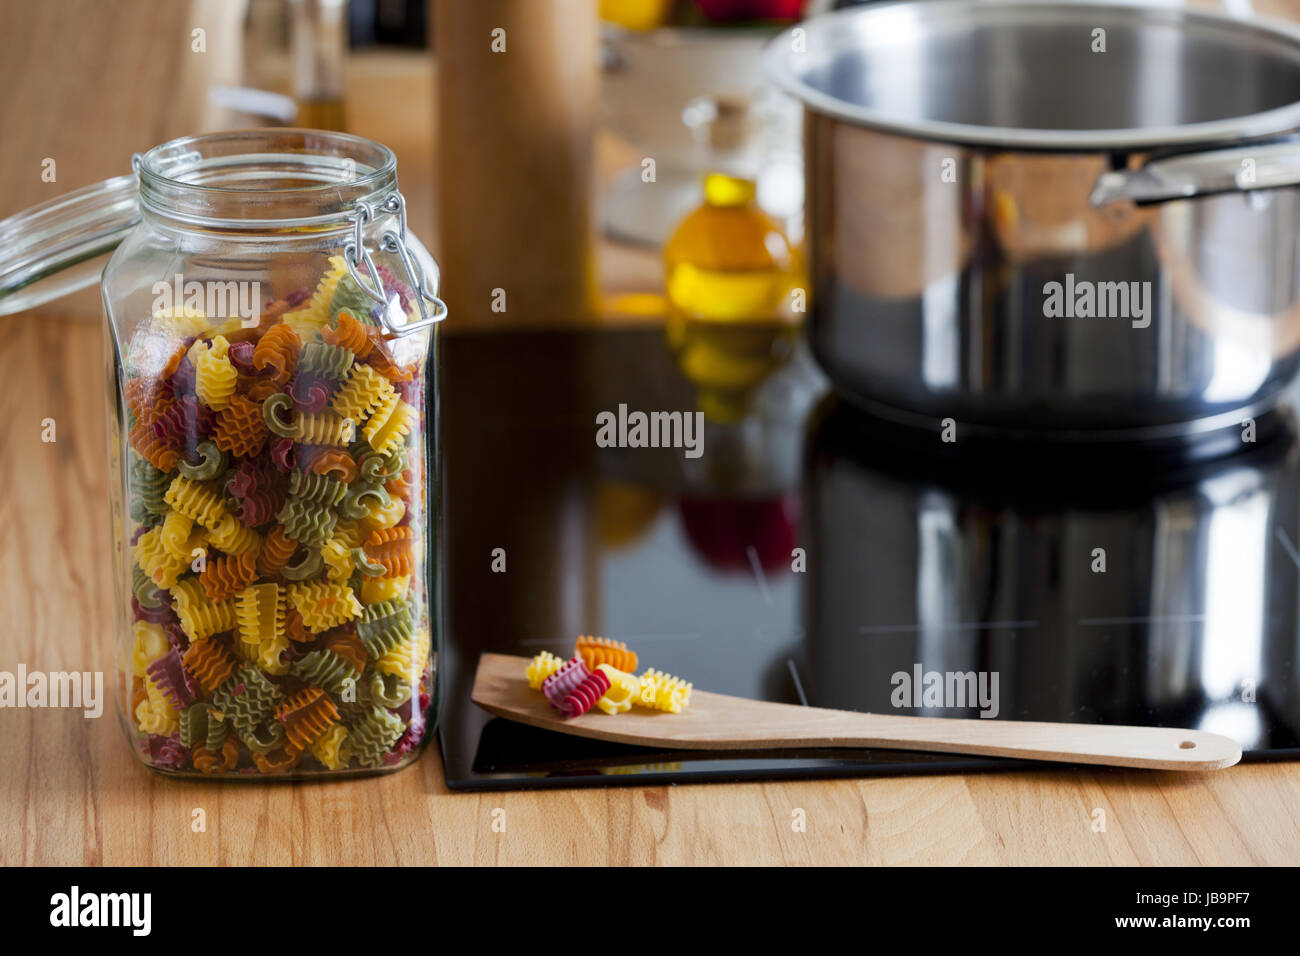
top-left (764, 0), bottom-right (1300, 441)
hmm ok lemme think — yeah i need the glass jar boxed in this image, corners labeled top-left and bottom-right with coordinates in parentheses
top-left (0, 130), bottom-right (445, 777)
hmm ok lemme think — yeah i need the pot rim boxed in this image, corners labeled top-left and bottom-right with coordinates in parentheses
top-left (763, 0), bottom-right (1300, 152)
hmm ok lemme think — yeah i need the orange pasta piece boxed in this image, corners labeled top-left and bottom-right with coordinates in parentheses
top-left (129, 421), bottom-right (180, 471)
top-left (253, 322), bottom-right (301, 382)
top-left (310, 449), bottom-right (358, 483)
top-left (363, 526), bottom-right (414, 577)
top-left (575, 635), bottom-right (638, 674)
top-left (183, 637), bottom-right (239, 693)
top-left (321, 310), bottom-right (373, 358)
top-left (200, 549), bottom-right (259, 601)
top-left (257, 525), bottom-right (298, 578)
top-left (213, 392), bottom-right (270, 457)
top-left (276, 687), bottom-right (340, 751)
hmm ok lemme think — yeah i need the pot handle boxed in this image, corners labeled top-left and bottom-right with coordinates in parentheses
top-left (1090, 140), bottom-right (1300, 206)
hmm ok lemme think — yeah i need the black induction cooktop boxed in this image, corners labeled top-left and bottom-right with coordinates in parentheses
top-left (437, 325), bottom-right (1300, 790)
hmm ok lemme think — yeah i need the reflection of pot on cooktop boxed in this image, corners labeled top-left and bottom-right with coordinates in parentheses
top-left (802, 397), bottom-right (1300, 751)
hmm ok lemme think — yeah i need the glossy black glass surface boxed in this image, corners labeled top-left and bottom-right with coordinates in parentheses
top-left (439, 326), bottom-right (1300, 789)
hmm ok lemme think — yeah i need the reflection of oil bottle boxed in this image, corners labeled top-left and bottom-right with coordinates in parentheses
top-left (664, 170), bottom-right (800, 423)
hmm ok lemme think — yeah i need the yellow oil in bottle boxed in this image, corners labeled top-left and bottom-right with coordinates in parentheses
top-left (663, 173), bottom-right (801, 423)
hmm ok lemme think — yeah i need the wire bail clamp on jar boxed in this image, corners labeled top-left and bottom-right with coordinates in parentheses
top-left (342, 191), bottom-right (448, 337)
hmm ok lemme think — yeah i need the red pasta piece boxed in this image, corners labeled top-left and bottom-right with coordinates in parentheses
top-left (540, 657), bottom-right (590, 711)
top-left (145, 649), bottom-right (199, 709)
top-left (560, 668), bottom-right (611, 718)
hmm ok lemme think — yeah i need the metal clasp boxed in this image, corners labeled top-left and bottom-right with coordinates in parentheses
top-left (342, 192), bottom-right (448, 336)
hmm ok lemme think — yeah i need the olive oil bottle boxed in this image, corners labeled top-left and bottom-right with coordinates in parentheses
top-left (663, 172), bottom-right (800, 423)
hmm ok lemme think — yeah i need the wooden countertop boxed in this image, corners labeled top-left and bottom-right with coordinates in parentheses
top-left (2, 0), bottom-right (1300, 866)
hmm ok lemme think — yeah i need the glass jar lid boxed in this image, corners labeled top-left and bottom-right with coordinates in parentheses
top-left (0, 129), bottom-right (446, 334)
top-left (0, 173), bottom-right (140, 315)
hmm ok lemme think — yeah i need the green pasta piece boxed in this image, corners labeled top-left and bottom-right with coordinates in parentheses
top-left (358, 446), bottom-right (406, 483)
top-left (178, 703), bottom-right (208, 749)
top-left (356, 598), bottom-right (414, 658)
top-left (131, 456), bottom-right (173, 515)
top-left (329, 274), bottom-right (378, 321)
top-left (206, 714), bottom-right (230, 751)
top-left (369, 671), bottom-right (411, 708)
top-left (177, 440), bottom-right (228, 482)
top-left (336, 671), bottom-right (372, 724)
top-left (276, 497), bottom-right (338, 547)
top-left (353, 548), bottom-right (386, 577)
top-left (338, 479), bottom-right (390, 520)
top-left (291, 649), bottom-right (361, 696)
top-left (211, 665), bottom-right (283, 732)
top-left (130, 498), bottom-right (164, 527)
top-left (132, 564), bottom-right (164, 609)
top-left (300, 342), bottom-right (354, 381)
top-left (288, 470), bottom-right (346, 507)
top-left (281, 547), bottom-right (324, 581)
top-left (262, 393), bottom-right (300, 438)
top-left (347, 704), bottom-right (405, 768)
top-left (236, 718), bottom-right (286, 755)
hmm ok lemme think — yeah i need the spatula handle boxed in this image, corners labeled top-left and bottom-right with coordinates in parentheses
top-left (802, 712), bottom-right (1240, 771)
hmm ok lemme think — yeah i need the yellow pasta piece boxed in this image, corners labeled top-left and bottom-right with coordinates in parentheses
top-left (595, 664), bottom-right (640, 715)
top-left (295, 411), bottom-right (353, 446)
top-left (331, 520), bottom-right (365, 549)
top-left (231, 637), bottom-right (259, 663)
top-left (189, 334), bottom-right (238, 410)
top-left (637, 668), bottom-right (693, 714)
top-left (129, 621), bottom-right (170, 678)
top-left (257, 632), bottom-right (291, 676)
top-left (151, 304), bottom-right (209, 337)
top-left (236, 583), bottom-right (282, 646)
top-left (164, 476), bottom-right (229, 529)
top-left (360, 496), bottom-right (405, 534)
top-left (309, 723), bottom-right (351, 771)
top-left (282, 256), bottom-right (346, 338)
top-left (168, 576), bottom-right (207, 611)
top-left (208, 515), bottom-right (261, 556)
top-left (320, 536), bottom-right (356, 583)
top-left (525, 651), bottom-right (566, 690)
top-left (134, 527), bottom-right (188, 588)
top-left (208, 316), bottom-right (248, 337)
top-left (360, 574), bottom-right (410, 605)
top-left (330, 362), bottom-right (395, 424)
top-left (376, 626), bottom-right (431, 684)
top-left (135, 675), bottom-right (179, 735)
top-left (176, 598), bottom-right (237, 642)
top-left (287, 581), bottom-right (362, 633)
top-left (363, 395), bottom-right (415, 455)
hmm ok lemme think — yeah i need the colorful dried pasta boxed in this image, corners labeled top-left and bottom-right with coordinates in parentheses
top-left (118, 257), bottom-right (434, 776)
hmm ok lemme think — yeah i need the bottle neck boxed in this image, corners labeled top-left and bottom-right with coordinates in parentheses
top-left (703, 173), bottom-right (756, 209)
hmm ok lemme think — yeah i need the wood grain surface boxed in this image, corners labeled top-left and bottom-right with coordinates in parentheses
top-left (2, 0), bottom-right (1300, 866)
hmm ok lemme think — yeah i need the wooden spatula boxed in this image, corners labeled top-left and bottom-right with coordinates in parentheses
top-left (471, 653), bottom-right (1242, 771)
